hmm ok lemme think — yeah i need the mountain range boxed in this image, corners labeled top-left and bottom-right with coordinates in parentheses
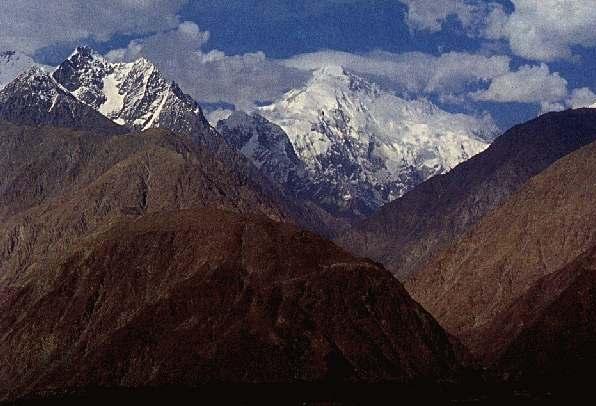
top-left (1, 45), bottom-right (596, 402)
top-left (1, 47), bottom-right (495, 220)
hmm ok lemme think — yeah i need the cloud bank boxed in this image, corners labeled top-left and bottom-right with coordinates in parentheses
top-left (0, 0), bottom-right (187, 54)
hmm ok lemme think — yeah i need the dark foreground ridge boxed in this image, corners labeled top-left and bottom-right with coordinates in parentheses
top-left (0, 208), bottom-right (461, 402)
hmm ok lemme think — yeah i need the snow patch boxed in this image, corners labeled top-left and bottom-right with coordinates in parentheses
top-left (99, 73), bottom-right (125, 118)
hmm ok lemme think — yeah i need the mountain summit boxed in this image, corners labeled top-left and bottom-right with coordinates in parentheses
top-left (256, 66), bottom-right (495, 217)
top-left (0, 66), bottom-right (123, 132)
top-left (53, 46), bottom-right (213, 143)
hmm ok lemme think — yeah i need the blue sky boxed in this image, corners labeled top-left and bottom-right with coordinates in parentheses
top-left (1, 0), bottom-right (595, 131)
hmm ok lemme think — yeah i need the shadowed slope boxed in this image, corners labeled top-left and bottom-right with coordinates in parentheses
top-left (495, 246), bottom-right (596, 382)
top-left (0, 208), bottom-right (461, 401)
top-left (0, 122), bottom-right (314, 285)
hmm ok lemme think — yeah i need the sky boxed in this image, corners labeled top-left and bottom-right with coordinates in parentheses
top-left (1, 0), bottom-right (595, 130)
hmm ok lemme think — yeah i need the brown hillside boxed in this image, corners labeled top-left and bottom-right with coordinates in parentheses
top-left (406, 138), bottom-right (596, 355)
top-left (0, 208), bottom-right (461, 401)
top-left (496, 246), bottom-right (596, 381)
top-left (0, 123), bottom-right (315, 285)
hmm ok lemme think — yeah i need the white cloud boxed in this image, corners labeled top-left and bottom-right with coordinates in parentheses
top-left (486, 0), bottom-right (596, 61)
top-left (283, 50), bottom-right (511, 98)
top-left (107, 22), bottom-right (310, 110)
top-left (541, 87), bottom-right (596, 113)
top-left (471, 63), bottom-right (568, 105)
top-left (0, 0), bottom-right (186, 54)
top-left (398, 0), bottom-right (499, 33)
top-left (108, 25), bottom-right (578, 116)
top-left (566, 87), bottom-right (596, 109)
top-left (101, 16), bottom-right (583, 120)
top-left (400, 0), bottom-right (596, 62)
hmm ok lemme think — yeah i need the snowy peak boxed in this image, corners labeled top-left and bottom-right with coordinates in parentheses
top-left (52, 47), bottom-right (211, 139)
top-left (0, 50), bottom-right (37, 89)
top-left (313, 65), bottom-right (346, 77)
top-left (310, 65), bottom-right (380, 96)
top-left (259, 66), bottom-right (495, 217)
top-left (0, 65), bottom-right (123, 132)
top-left (54, 45), bottom-right (113, 108)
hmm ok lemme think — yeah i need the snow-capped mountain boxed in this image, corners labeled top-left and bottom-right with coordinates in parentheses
top-left (0, 51), bottom-right (37, 89)
top-left (0, 66), bottom-right (123, 132)
top-left (52, 46), bottom-right (214, 143)
top-left (256, 65), bottom-right (496, 217)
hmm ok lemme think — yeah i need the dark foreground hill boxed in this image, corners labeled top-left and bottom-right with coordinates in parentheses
top-left (339, 108), bottom-right (596, 279)
top-left (494, 246), bottom-right (596, 381)
top-left (0, 208), bottom-right (462, 402)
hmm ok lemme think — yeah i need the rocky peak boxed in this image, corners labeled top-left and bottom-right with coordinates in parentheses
top-left (0, 65), bottom-right (124, 132)
top-left (217, 111), bottom-right (308, 191)
top-left (52, 47), bottom-right (211, 140)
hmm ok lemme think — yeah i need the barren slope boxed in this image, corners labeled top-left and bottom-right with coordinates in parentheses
top-left (406, 138), bottom-right (596, 353)
top-left (0, 208), bottom-right (461, 401)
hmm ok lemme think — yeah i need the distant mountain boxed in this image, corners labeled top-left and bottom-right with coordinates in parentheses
top-left (52, 46), bottom-right (215, 145)
top-left (0, 50), bottom-right (37, 89)
top-left (0, 66), bottom-right (124, 132)
top-left (0, 208), bottom-right (462, 401)
top-left (1, 51), bottom-right (496, 222)
top-left (255, 66), bottom-right (494, 218)
top-left (405, 135), bottom-right (596, 358)
top-left (339, 108), bottom-right (596, 279)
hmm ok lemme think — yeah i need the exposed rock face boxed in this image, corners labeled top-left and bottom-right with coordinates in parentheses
top-left (0, 208), bottom-right (462, 401)
top-left (0, 67), bottom-right (124, 132)
top-left (405, 137), bottom-right (596, 355)
top-left (52, 47), bottom-right (213, 144)
top-left (257, 66), bottom-right (493, 218)
top-left (339, 108), bottom-right (596, 279)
